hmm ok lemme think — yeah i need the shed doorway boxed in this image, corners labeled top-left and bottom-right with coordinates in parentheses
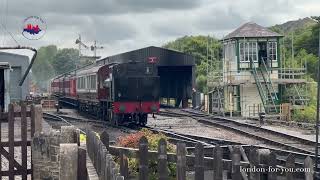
top-left (158, 66), bottom-right (193, 108)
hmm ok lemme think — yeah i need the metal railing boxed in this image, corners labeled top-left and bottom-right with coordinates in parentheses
top-left (261, 58), bottom-right (279, 101)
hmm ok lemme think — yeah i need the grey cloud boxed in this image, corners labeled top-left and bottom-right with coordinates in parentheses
top-left (150, 17), bottom-right (196, 37)
top-left (195, 8), bottom-right (245, 32)
top-left (0, 0), bottom-right (318, 58)
top-left (194, 0), bottom-right (298, 37)
top-left (3, 13), bottom-right (137, 44)
top-left (80, 17), bottom-right (137, 43)
top-left (8, 0), bottom-right (202, 16)
top-left (117, 0), bottom-right (202, 11)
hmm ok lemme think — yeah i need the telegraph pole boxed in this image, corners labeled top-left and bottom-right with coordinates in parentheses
top-left (75, 35), bottom-right (103, 65)
top-left (316, 18), bottom-right (320, 179)
top-left (206, 35), bottom-right (210, 76)
top-left (93, 40), bottom-right (97, 57)
top-left (78, 34), bottom-right (82, 57)
top-left (90, 40), bottom-right (103, 58)
top-left (291, 31), bottom-right (294, 64)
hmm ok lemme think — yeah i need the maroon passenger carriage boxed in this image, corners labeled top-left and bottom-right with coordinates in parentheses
top-left (51, 60), bottom-right (160, 126)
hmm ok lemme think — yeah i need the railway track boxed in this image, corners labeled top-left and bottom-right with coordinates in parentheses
top-left (157, 108), bottom-right (316, 155)
top-left (43, 112), bottom-right (237, 146)
top-left (43, 111), bottom-right (316, 162)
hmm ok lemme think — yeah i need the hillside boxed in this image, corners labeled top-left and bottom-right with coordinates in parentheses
top-left (270, 17), bottom-right (317, 34)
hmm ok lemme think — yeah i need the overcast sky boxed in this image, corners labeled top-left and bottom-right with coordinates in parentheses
top-left (0, 0), bottom-right (319, 57)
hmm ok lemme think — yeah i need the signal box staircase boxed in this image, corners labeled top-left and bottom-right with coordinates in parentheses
top-left (250, 59), bottom-right (279, 114)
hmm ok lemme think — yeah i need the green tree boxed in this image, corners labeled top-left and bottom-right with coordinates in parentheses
top-left (31, 45), bottom-right (57, 90)
top-left (163, 35), bottom-right (221, 93)
top-left (44, 45), bottom-right (58, 64)
top-left (277, 16), bottom-right (320, 122)
top-left (52, 48), bottom-right (79, 75)
top-left (310, 16), bottom-right (320, 55)
top-left (297, 50), bottom-right (318, 80)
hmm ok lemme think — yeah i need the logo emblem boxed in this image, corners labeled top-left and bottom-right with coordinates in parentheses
top-left (22, 16), bottom-right (46, 40)
top-left (148, 57), bottom-right (158, 63)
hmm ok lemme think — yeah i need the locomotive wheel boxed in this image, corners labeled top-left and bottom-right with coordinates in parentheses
top-left (139, 114), bottom-right (147, 126)
top-left (111, 113), bottom-right (119, 126)
top-left (107, 109), bottom-right (112, 122)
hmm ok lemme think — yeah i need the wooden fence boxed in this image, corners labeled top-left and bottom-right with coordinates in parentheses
top-left (86, 129), bottom-right (124, 180)
top-left (0, 103), bottom-right (41, 180)
top-left (95, 130), bottom-right (315, 180)
top-left (41, 99), bottom-right (57, 109)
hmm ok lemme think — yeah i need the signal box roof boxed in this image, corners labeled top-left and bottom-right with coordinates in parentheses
top-left (222, 22), bottom-right (283, 40)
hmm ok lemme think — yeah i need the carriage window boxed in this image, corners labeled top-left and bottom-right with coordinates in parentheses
top-left (82, 77), bottom-right (86, 89)
top-left (78, 76), bottom-right (85, 89)
top-left (77, 78), bottom-right (80, 89)
top-left (85, 76), bottom-right (89, 89)
top-left (90, 75), bottom-right (96, 89)
top-left (77, 77), bottom-right (86, 89)
top-left (80, 77), bottom-right (83, 89)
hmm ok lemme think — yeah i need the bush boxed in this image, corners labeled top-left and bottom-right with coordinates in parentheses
top-left (292, 105), bottom-right (316, 122)
top-left (116, 128), bottom-right (176, 179)
top-left (80, 133), bottom-right (86, 142)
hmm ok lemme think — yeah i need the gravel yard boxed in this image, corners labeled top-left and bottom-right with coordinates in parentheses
top-left (148, 114), bottom-right (264, 145)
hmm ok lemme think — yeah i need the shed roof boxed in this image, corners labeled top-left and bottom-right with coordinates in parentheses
top-left (223, 22), bottom-right (283, 40)
top-left (97, 46), bottom-right (195, 67)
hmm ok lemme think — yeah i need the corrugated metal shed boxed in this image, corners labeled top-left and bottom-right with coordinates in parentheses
top-left (0, 51), bottom-right (30, 102)
top-left (223, 22), bottom-right (283, 40)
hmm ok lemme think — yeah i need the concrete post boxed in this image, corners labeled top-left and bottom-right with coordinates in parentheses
top-left (32, 132), bottom-right (50, 180)
top-left (32, 105), bottom-right (43, 135)
top-left (61, 126), bottom-right (76, 143)
top-left (32, 130), bottom-right (61, 180)
top-left (59, 143), bottom-right (78, 180)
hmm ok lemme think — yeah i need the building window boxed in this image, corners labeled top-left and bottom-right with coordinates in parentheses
top-left (268, 42), bottom-right (277, 61)
top-left (239, 42), bottom-right (257, 62)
